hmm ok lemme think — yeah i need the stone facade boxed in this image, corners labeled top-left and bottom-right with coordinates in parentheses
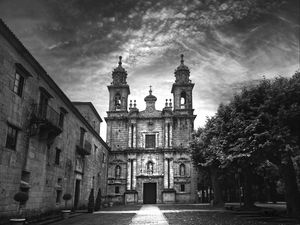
top-left (0, 19), bottom-right (109, 219)
top-left (106, 55), bottom-right (198, 204)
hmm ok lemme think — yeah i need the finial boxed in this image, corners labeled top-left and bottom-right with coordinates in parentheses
top-left (165, 99), bottom-right (168, 107)
top-left (129, 100), bottom-right (132, 108)
top-left (134, 100), bottom-right (136, 108)
top-left (118, 56), bottom-right (122, 66)
top-left (180, 54), bottom-right (184, 65)
top-left (149, 85), bottom-right (152, 95)
top-left (169, 98), bottom-right (172, 107)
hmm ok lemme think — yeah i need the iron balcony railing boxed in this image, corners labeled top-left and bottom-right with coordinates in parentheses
top-left (33, 104), bottom-right (60, 127)
top-left (76, 139), bottom-right (92, 155)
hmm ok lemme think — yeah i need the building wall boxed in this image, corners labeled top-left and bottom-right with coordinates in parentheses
top-left (0, 22), bottom-right (109, 219)
top-left (73, 103), bottom-right (101, 134)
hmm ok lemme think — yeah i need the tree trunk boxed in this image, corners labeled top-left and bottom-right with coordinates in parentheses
top-left (210, 167), bottom-right (224, 207)
top-left (243, 169), bottom-right (255, 208)
top-left (280, 155), bottom-right (300, 217)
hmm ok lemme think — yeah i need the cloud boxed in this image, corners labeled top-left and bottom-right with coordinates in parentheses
top-left (0, 0), bottom-right (299, 139)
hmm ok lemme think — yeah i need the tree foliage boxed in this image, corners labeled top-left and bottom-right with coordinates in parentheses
top-left (191, 72), bottom-right (300, 215)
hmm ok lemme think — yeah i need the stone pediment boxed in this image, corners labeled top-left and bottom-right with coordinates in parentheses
top-left (139, 109), bottom-right (162, 118)
top-left (110, 159), bottom-right (126, 164)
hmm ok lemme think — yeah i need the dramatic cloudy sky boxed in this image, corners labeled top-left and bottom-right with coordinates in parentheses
top-left (0, 0), bottom-right (299, 139)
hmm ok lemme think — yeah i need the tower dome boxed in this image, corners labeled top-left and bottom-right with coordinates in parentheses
top-left (144, 85), bottom-right (157, 102)
top-left (174, 54), bottom-right (190, 84)
top-left (112, 56), bottom-right (127, 85)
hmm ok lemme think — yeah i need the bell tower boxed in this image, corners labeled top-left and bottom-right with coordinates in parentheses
top-left (171, 54), bottom-right (194, 115)
top-left (108, 56), bottom-right (130, 113)
top-left (106, 56), bottom-right (130, 149)
top-left (171, 54), bottom-right (196, 147)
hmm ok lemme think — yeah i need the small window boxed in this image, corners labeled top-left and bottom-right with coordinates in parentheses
top-left (102, 153), bottom-right (106, 163)
top-left (147, 161), bottom-right (154, 175)
top-left (6, 124), bottom-right (18, 150)
top-left (115, 186), bottom-right (120, 194)
top-left (180, 184), bottom-right (185, 192)
top-left (13, 72), bottom-right (25, 97)
top-left (180, 92), bottom-right (186, 109)
top-left (114, 93), bottom-right (121, 109)
top-left (115, 165), bottom-right (121, 178)
top-left (79, 127), bottom-right (86, 146)
top-left (55, 148), bottom-right (61, 165)
top-left (179, 164), bottom-right (186, 176)
top-left (56, 190), bottom-right (62, 203)
top-left (58, 112), bottom-right (65, 128)
top-left (145, 134), bottom-right (155, 148)
top-left (94, 145), bottom-right (98, 154)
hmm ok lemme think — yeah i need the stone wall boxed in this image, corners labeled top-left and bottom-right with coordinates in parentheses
top-left (0, 23), bottom-right (109, 219)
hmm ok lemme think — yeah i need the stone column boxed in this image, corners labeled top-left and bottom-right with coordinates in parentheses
top-left (170, 159), bottom-right (174, 189)
top-left (132, 159), bottom-right (137, 189)
top-left (169, 124), bottom-right (172, 147)
top-left (133, 124), bottom-right (136, 148)
top-left (128, 124), bottom-right (132, 148)
top-left (164, 158), bottom-right (168, 188)
top-left (164, 123), bottom-right (167, 148)
top-left (127, 160), bottom-right (131, 190)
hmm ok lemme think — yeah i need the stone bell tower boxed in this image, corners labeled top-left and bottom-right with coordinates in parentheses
top-left (107, 56), bottom-right (130, 112)
top-left (105, 56), bottom-right (130, 149)
top-left (171, 54), bottom-right (196, 147)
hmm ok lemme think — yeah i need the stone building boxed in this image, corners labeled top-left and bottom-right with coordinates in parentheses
top-left (0, 19), bottom-right (109, 219)
top-left (106, 56), bottom-right (198, 204)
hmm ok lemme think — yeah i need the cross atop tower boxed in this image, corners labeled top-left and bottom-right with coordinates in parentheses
top-left (180, 54), bottom-right (184, 65)
top-left (149, 85), bottom-right (152, 95)
top-left (118, 56), bottom-right (122, 66)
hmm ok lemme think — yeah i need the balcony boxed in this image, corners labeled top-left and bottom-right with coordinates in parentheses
top-left (30, 104), bottom-right (62, 139)
top-left (76, 140), bottom-right (92, 156)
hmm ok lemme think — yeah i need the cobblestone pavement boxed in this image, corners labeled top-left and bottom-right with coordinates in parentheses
top-left (164, 211), bottom-right (300, 225)
top-left (129, 205), bottom-right (169, 225)
top-left (50, 204), bottom-right (299, 225)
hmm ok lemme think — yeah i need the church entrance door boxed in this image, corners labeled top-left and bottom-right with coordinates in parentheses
top-left (143, 183), bottom-right (157, 204)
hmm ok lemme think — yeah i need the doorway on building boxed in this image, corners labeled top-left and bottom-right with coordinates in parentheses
top-left (143, 183), bottom-right (157, 204)
top-left (74, 179), bottom-right (81, 209)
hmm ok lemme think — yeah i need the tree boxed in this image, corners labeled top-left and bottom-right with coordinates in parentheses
top-left (191, 72), bottom-right (300, 215)
top-left (94, 188), bottom-right (102, 211)
top-left (88, 189), bottom-right (95, 213)
top-left (191, 118), bottom-right (226, 207)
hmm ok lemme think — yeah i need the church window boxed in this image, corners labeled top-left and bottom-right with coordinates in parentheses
top-left (180, 92), bottom-right (186, 109)
top-left (145, 134), bottom-right (155, 148)
top-left (115, 165), bottom-right (121, 178)
top-left (180, 184), bottom-right (185, 192)
top-left (147, 161), bottom-right (154, 174)
top-left (114, 93), bottom-right (121, 109)
top-left (179, 163), bottom-right (186, 176)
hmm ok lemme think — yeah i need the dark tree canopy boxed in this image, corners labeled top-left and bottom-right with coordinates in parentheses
top-left (191, 72), bottom-right (300, 215)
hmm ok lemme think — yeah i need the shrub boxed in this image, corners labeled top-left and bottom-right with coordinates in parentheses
top-left (94, 188), bottom-right (101, 211)
top-left (87, 189), bottom-right (94, 213)
top-left (62, 193), bottom-right (72, 201)
top-left (14, 192), bottom-right (29, 203)
top-left (62, 193), bottom-right (72, 209)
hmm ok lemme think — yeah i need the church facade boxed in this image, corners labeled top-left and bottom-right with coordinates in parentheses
top-left (105, 56), bottom-right (198, 204)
